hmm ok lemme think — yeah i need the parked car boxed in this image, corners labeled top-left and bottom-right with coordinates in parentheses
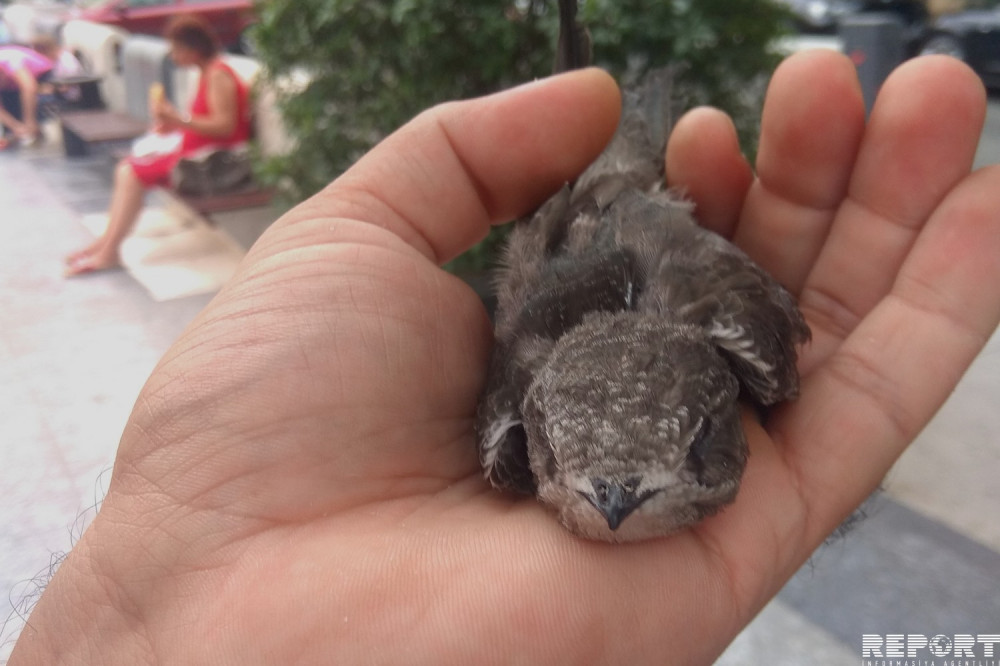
top-left (779, 0), bottom-right (928, 36)
top-left (2, 0), bottom-right (70, 43)
top-left (779, 0), bottom-right (865, 31)
top-left (71, 0), bottom-right (257, 54)
top-left (1, 0), bottom-right (256, 52)
top-left (921, 4), bottom-right (1000, 86)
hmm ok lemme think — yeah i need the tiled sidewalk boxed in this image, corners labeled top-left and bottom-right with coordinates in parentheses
top-left (1, 102), bottom-right (999, 662)
top-left (0, 144), bottom-right (219, 660)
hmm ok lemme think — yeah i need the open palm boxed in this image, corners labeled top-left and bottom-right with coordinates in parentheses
top-left (13, 52), bottom-right (1000, 665)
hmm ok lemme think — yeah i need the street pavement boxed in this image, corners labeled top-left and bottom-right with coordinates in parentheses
top-left (1, 92), bottom-right (998, 664)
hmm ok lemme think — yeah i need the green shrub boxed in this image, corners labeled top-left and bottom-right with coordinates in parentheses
top-left (252, 0), bottom-right (789, 271)
top-left (581, 0), bottom-right (790, 148)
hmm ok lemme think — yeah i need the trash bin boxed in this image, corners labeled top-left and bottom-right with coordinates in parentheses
top-left (63, 20), bottom-right (130, 113)
top-left (121, 35), bottom-right (173, 120)
top-left (840, 13), bottom-right (906, 114)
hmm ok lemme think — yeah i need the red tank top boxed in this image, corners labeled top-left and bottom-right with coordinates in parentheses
top-left (181, 59), bottom-right (252, 153)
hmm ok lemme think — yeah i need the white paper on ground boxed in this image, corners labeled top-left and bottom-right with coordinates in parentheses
top-left (80, 208), bottom-right (245, 301)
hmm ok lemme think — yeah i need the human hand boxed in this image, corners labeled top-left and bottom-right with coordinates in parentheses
top-left (11, 52), bottom-right (1000, 665)
top-left (151, 99), bottom-right (185, 132)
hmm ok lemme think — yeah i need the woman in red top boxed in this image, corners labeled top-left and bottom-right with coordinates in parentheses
top-left (65, 14), bottom-right (251, 276)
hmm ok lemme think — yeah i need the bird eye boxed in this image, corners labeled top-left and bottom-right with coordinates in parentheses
top-left (593, 479), bottom-right (610, 503)
top-left (622, 477), bottom-right (639, 494)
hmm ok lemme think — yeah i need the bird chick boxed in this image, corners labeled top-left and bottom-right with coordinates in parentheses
top-left (474, 1), bottom-right (810, 542)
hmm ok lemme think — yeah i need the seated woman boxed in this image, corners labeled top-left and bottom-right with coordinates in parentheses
top-left (65, 14), bottom-right (251, 276)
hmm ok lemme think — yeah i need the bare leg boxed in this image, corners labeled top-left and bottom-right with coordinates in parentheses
top-left (0, 98), bottom-right (28, 140)
top-left (65, 160), bottom-right (146, 275)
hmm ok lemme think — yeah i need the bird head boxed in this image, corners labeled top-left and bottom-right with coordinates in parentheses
top-left (523, 312), bottom-right (745, 542)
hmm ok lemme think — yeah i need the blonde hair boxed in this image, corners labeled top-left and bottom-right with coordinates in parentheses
top-left (30, 35), bottom-right (60, 61)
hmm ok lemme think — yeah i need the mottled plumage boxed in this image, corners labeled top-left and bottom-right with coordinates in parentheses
top-left (475, 2), bottom-right (810, 542)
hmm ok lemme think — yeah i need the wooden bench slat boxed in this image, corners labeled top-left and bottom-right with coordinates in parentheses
top-left (61, 110), bottom-right (148, 157)
top-left (61, 110), bottom-right (147, 142)
top-left (69, 113), bottom-right (275, 218)
top-left (109, 148), bottom-right (275, 218)
top-left (179, 187), bottom-right (274, 215)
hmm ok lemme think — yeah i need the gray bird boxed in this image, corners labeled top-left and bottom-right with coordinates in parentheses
top-left (474, 0), bottom-right (810, 542)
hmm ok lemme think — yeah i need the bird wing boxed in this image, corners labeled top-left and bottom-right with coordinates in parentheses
top-left (476, 340), bottom-right (537, 494)
top-left (478, 207), bottom-right (643, 492)
top-left (609, 190), bottom-right (810, 405)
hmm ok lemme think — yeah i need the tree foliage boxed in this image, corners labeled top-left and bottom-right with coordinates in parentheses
top-left (252, 0), bottom-right (556, 200)
top-left (251, 0), bottom-right (790, 269)
top-left (581, 0), bottom-right (790, 146)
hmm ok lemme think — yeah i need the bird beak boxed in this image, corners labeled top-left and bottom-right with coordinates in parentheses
top-left (583, 481), bottom-right (646, 531)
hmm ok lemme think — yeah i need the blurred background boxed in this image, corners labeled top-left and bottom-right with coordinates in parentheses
top-left (0, 1), bottom-right (997, 664)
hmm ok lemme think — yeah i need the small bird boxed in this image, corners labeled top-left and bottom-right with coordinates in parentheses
top-left (474, 0), bottom-right (810, 542)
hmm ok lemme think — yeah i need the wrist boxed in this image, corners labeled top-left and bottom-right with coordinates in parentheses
top-left (8, 518), bottom-right (152, 665)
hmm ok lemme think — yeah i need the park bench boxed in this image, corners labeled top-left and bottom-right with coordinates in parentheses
top-left (59, 108), bottom-right (274, 220)
top-left (59, 109), bottom-right (147, 158)
top-left (162, 181), bottom-right (274, 223)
